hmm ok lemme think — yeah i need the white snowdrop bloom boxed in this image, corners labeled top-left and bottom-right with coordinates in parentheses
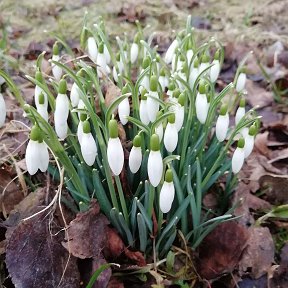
top-left (96, 51), bottom-right (110, 77)
top-left (164, 114), bottom-right (178, 152)
top-left (0, 92), bottom-right (6, 128)
top-left (140, 75), bottom-right (150, 92)
top-left (236, 72), bottom-right (246, 92)
top-left (244, 125), bottom-right (257, 158)
top-left (175, 93), bottom-right (185, 132)
top-left (25, 126), bottom-right (49, 175)
top-left (130, 42), bottom-right (139, 64)
top-left (37, 105), bottom-right (48, 122)
top-left (104, 45), bottom-right (111, 64)
top-left (118, 95), bottom-right (130, 125)
top-left (165, 39), bottom-right (178, 64)
top-left (235, 98), bottom-right (246, 126)
top-left (186, 49), bottom-right (193, 65)
top-left (77, 121), bottom-right (84, 144)
top-left (34, 71), bottom-right (48, 109)
top-left (51, 42), bottom-right (62, 81)
top-left (55, 121), bottom-right (68, 140)
top-left (77, 99), bottom-right (86, 119)
top-left (139, 91), bottom-right (150, 125)
top-left (199, 54), bottom-right (210, 75)
top-left (129, 135), bottom-right (142, 173)
top-left (147, 76), bottom-right (159, 122)
top-left (232, 138), bottom-right (245, 174)
top-left (159, 169), bottom-right (175, 213)
top-left (240, 127), bottom-right (249, 138)
top-left (148, 134), bottom-right (163, 187)
top-left (80, 121), bottom-right (97, 166)
top-left (70, 82), bottom-right (81, 107)
top-left (87, 36), bottom-right (98, 63)
top-left (113, 58), bottom-right (124, 82)
top-left (195, 84), bottom-right (208, 124)
top-left (155, 118), bottom-right (163, 142)
top-left (210, 60), bottom-right (220, 83)
top-left (189, 58), bottom-right (200, 90)
top-left (215, 105), bottom-right (229, 142)
top-left (107, 119), bottom-right (124, 176)
top-left (159, 75), bottom-right (167, 92)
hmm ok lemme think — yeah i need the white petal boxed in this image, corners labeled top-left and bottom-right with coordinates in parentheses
top-left (232, 147), bottom-right (245, 173)
top-left (244, 134), bottom-right (254, 158)
top-left (155, 123), bottom-right (163, 142)
top-left (236, 73), bottom-right (246, 92)
top-left (35, 86), bottom-right (48, 109)
top-left (147, 150), bottom-right (163, 187)
top-left (147, 91), bottom-right (159, 122)
top-left (159, 76), bottom-right (166, 92)
top-left (129, 146), bottom-right (142, 173)
top-left (0, 93), bottom-right (6, 127)
top-left (140, 75), bottom-right (150, 92)
top-left (52, 55), bottom-right (62, 81)
top-left (240, 127), bottom-right (249, 138)
top-left (38, 142), bottom-right (49, 172)
top-left (25, 140), bottom-right (39, 175)
top-left (113, 66), bottom-right (118, 82)
top-left (195, 93), bottom-right (208, 124)
top-left (77, 121), bottom-right (84, 144)
top-left (189, 68), bottom-right (198, 90)
top-left (165, 39), bottom-right (178, 64)
top-left (37, 105), bottom-right (48, 122)
top-left (235, 107), bottom-right (245, 126)
top-left (81, 133), bottom-right (97, 166)
top-left (164, 123), bottom-right (178, 152)
top-left (77, 99), bottom-right (86, 118)
top-left (130, 43), bottom-right (139, 64)
top-left (118, 97), bottom-right (130, 125)
top-left (55, 93), bottom-right (69, 122)
top-left (159, 181), bottom-right (175, 213)
top-left (199, 62), bottom-right (209, 74)
top-left (210, 60), bottom-right (220, 83)
top-left (107, 138), bottom-right (124, 176)
top-left (96, 53), bottom-right (109, 77)
top-left (87, 37), bottom-right (98, 62)
top-left (139, 100), bottom-right (150, 125)
top-left (186, 49), bottom-right (193, 64)
top-left (70, 82), bottom-right (81, 107)
top-left (175, 105), bottom-right (184, 132)
top-left (55, 120), bottom-right (68, 139)
top-left (104, 45), bottom-right (111, 64)
top-left (216, 113), bottom-right (229, 142)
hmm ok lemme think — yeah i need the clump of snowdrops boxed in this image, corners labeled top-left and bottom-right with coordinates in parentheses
top-left (0, 16), bottom-right (260, 258)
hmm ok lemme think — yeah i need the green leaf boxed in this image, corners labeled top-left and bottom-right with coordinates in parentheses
top-left (86, 263), bottom-right (115, 288)
top-left (137, 213), bottom-right (148, 252)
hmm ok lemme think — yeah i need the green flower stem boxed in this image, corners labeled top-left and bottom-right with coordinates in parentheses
top-left (115, 176), bottom-right (129, 223)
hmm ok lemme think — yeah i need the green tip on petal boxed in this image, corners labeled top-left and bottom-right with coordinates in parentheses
top-left (173, 89), bottom-right (181, 99)
top-left (239, 66), bottom-right (247, 74)
top-left (35, 70), bottom-right (43, 83)
top-left (80, 113), bottom-right (87, 122)
top-left (156, 54), bottom-right (161, 62)
top-left (198, 80), bottom-right (206, 94)
top-left (53, 42), bottom-right (59, 55)
top-left (123, 43), bottom-right (128, 51)
top-left (219, 103), bottom-right (228, 115)
top-left (150, 134), bottom-right (160, 151)
top-left (193, 57), bottom-right (199, 68)
top-left (160, 67), bottom-right (166, 77)
top-left (142, 56), bottom-right (151, 69)
top-left (30, 125), bottom-right (43, 142)
top-left (58, 79), bottom-right (67, 94)
top-left (165, 169), bottom-right (173, 183)
top-left (178, 93), bottom-right (185, 106)
top-left (248, 124), bottom-right (257, 136)
top-left (116, 52), bottom-right (121, 61)
top-left (237, 138), bottom-right (245, 148)
top-left (38, 92), bottom-right (45, 105)
top-left (98, 42), bottom-right (104, 53)
top-left (201, 53), bottom-right (210, 63)
top-left (168, 82), bottom-right (176, 91)
top-left (150, 75), bottom-right (158, 92)
top-left (76, 69), bottom-right (84, 77)
top-left (168, 113), bottom-right (175, 124)
top-left (214, 49), bottom-right (220, 60)
top-left (134, 32), bottom-right (141, 44)
top-left (83, 120), bottom-right (91, 134)
top-left (207, 92), bottom-right (211, 103)
top-left (133, 135), bottom-right (141, 147)
top-left (23, 104), bottom-right (30, 113)
top-left (141, 88), bottom-right (147, 100)
top-left (122, 84), bottom-right (129, 95)
top-left (239, 98), bottom-right (246, 108)
top-left (109, 119), bottom-right (118, 138)
top-left (179, 54), bottom-right (186, 62)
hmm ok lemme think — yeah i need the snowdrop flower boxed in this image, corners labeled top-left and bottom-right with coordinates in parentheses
top-left (186, 40), bottom-right (194, 65)
top-left (37, 92), bottom-right (48, 122)
top-left (129, 135), bottom-right (142, 173)
top-left (139, 89), bottom-right (150, 125)
top-left (195, 81), bottom-right (209, 124)
top-left (175, 93), bottom-right (185, 131)
top-left (96, 42), bottom-right (110, 77)
top-left (199, 53), bottom-right (210, 75)
top-left (244, 124), bottom-right (257, 158)
top-left (164, 113), bottom-right (178, 152)
top-left (148, 134), bottom-right (163, 187)
top-left (0, 91), bottom-right (6, 127)
top-left (77, 113), bottom-right (87, 144)
top-left (210, 50), bottom-right (220, 83)
top-left (159, 169), bottom-right (175, 213)
top-left (169, 89), bottom-right (180, 106)
top-left (77, 99), bottom-right (86, 119)
top-left (139, 56), bottom-right (151, 93)
top-left (107, 119), bottom-right (124, 176)
top-left (87, 36), bottom-right (98, 63)
top-left (34, 71), bottom-right (48, 110)
top-left (113, 52), bottom-right (124, 82)
top-left (232, 138), bottom-right (245, 174)
top-left (70, 70), bottom-right (83, 107)
top-left (118, 85), bottom-right (130, 125)
top-left (215, 104), bottom-right (229, 142)
top-left (235, 69), bottom-right (247, 92)
top-left (104, 45), bottom-right (111, 64)
top-left (159, 68), bottom-right (168, 92)
top-left (155, 111), bottom-right (164, 142)
top-left (54, 79), bottom-right (69, 139)
top-left (80, 121), bottom-right (97, 166)
top-left (235, 98), bottom-right (246, 126)
top-left (147, 75), bottom-right (159, 122)
top-left (165, 39), bottom-right (178, 64)
top-left (189, 57), bottom-right (199, 90)
top-left (130, 32), bottom-right (140, 64)
top-left (25, 125), bottom-right (49, 175)
top-left (51, 42), bottom-right (62, 81)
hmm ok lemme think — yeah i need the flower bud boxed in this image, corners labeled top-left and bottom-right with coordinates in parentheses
top-left (232, 138), bottom-right (245, 173)
top-left (235, 98), bottom-right (246, 126)
top-left (81, 121), bottom-right (97, 166)
top-left (87, 36), bottom-right (98, 62)
top-left (164, 113), bottom-right (178, 152)
top-left (51, 42), bottom-right (62, 81)
top-left (244, 124), bottom-right (257, 158)
top-left (236, 70), bottom-right (246, 92)
top-left (159, 169), bottom-right (175, 213)
top-left (139, 89), bottom-right (150, 125)
top-left (215, 104), bottom-right (229, 142)
top-left (165, 39), bottom-right (178, 64)
top-left (129, 135), bottom-right (142, 173)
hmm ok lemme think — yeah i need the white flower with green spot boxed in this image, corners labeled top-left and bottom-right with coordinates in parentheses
top-left (118, 86), bottom-right (130, 125)
top-left (210, 50), bottom-right (221, 83)
top-left (51, 42), bottom-right (62, 81)
top-left (236, 70), bottom-right (246, 92)
top-left (164, 113), bottom-right (178, 153)
top-left (87, 36), bottom-right (98, 63)
top-left (147, 75), bottom-right (159, 122)
top-left (195, 80), bottom-right (208, 124)
top-left (235, 98), bottom-right (246, 126)
top-left (216, 104), bottom-right (229, 142)
top-left (244, 125), bottom-right (256, 158)
top-left (159, 169), bottom-right (175, 213)
top-left (129, 135), bottom-right (142, 174)
top-left (232, 138), bottom-right (245, 174)
top-left (37, 92), bottom-right (48, 122)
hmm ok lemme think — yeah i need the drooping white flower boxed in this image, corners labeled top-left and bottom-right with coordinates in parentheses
top-left (104, 45), bottom-right (111, 64)
top-left (148, 134), bottom-right (163, 187)
top-left (118, 88), bottom-right (130, 125)
top-left (244, 125), bottom-right (256, 158)
top-left (107, 119), bottom-right (124, 176)
top-left (174, 93), bottom-right (185, 131)
top-left (164, 113), bottom-right (178, 152)
top-left (51, 42), bottom-right (62, 81)
top-left (96, 43), bottom-right (110, 77)
top-left (159, 68), bottom-right (168, 92)
top-left (139, 90), bottom-right (150, 125)
top-left (37, 92), bottom-right (48, 122)
top-left (129, 135), bottom-right (142, 173)
top-left (34, 71), bottom-right (48, 110)
top-left (210, 60), bottom-right (220, 83)
top-left (87, 36), bottom-right (98, 63)
top-left (0, 92), bottom-right (6, 128)
top-left (77, 99), bottom-right (86, 119)
top-left (25, 126), bottom-right (49, 175)
top-left (199, 53), bottom-right (210, 75)
top-left (236, 72), bottom-right (246, 92)
top-left (186, 49), bottom-right (193, 65)
top-left (189, 58), bottom-right (200, 90)
top-left (70, 82), bottom-right (81, 108)
top-left (232, 138), bottom-right (245, 174)
top-left (155, 124), bottom-right (163, 143)
top-left (165, 39), bottom-right (178, 64)
top-left (77, 120), bottom-right (84, 144)
top-left (195, 82), bottom-right (208, 124)
top-left (147, 75), bottom-right (159, 122)
top-left (130, 40), bottom-right (139, 64)
top-left (113, 53), bottom-right (124, 82)
top-left (235, 98), bottom-right (246, 126)
top-left (159, 169), bottom-right (175, 213)
top-left (80, 121), bottom-right (97, 166)
top-left (215, 104), bottom-right (229, 142)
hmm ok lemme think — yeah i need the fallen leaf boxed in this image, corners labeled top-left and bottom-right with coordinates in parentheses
top-left (104, 82), bottom-right (121, 109)
top-left (197, 221), bottom-right (249, 280)
top-left (238, 227), bottom-right (275, 279)
top-left (118, 3), bottom-right (146, 23)
top-left (254, 132), bottom-right (271, 158)
top-left (107, 277), bottom-right (125, 288)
